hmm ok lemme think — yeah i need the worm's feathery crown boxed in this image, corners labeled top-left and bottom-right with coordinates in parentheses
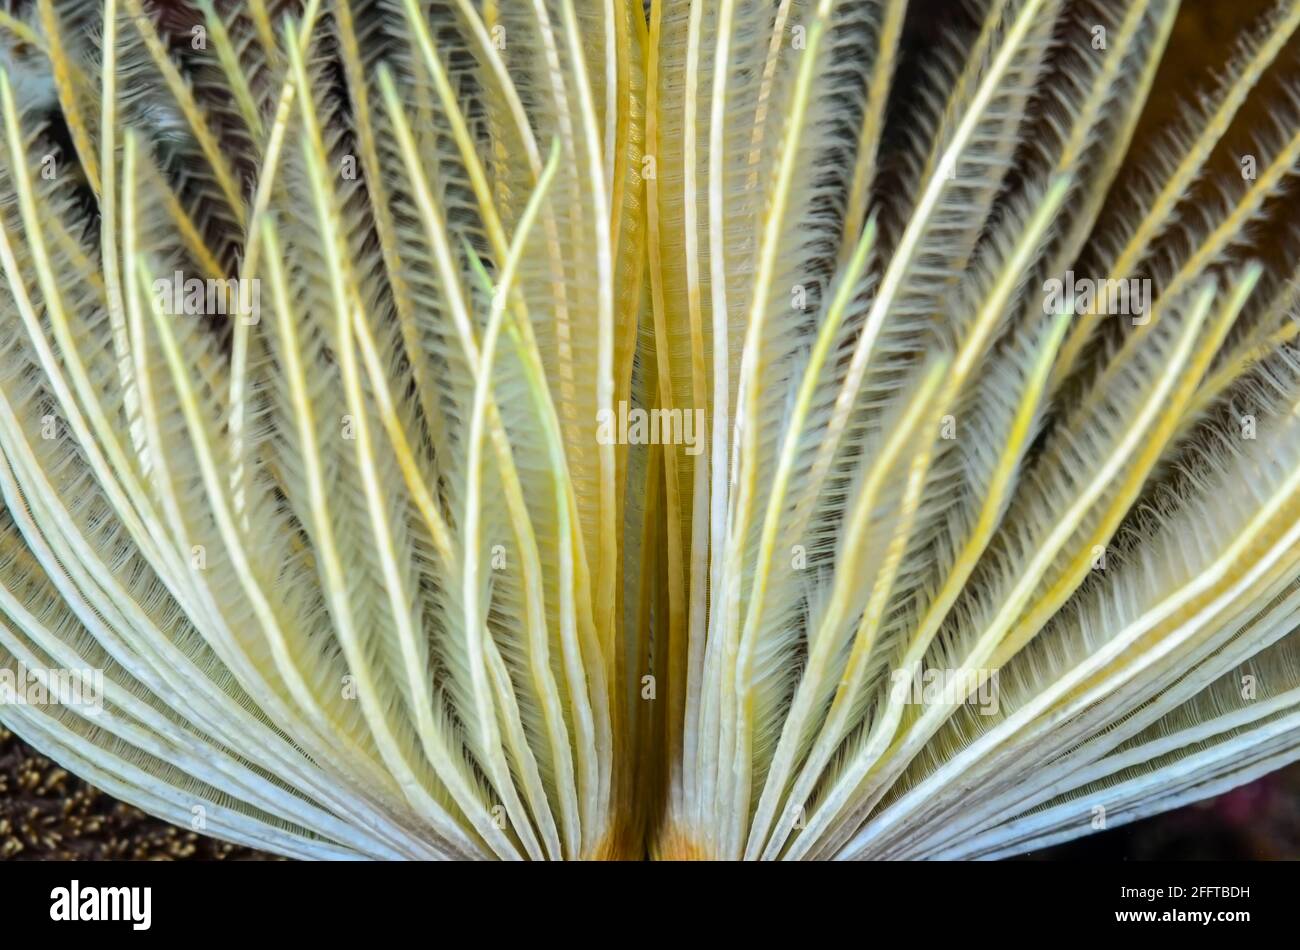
top-left (1, 0), bottom-right (1300, 860)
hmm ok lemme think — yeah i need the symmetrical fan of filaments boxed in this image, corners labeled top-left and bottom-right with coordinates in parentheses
top-left (2, 0), bottom-right (1300, 861)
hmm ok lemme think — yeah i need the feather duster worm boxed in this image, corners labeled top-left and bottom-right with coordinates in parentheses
top-left (1, 0), bottom-right (1300, 861)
